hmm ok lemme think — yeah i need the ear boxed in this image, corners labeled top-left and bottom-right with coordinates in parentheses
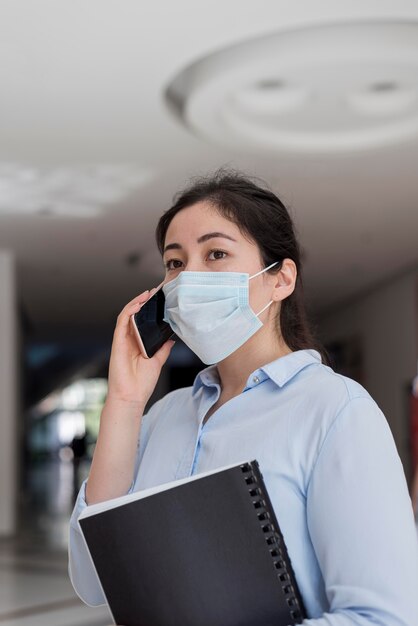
top-left (271, 259), bottom-right (297, 302)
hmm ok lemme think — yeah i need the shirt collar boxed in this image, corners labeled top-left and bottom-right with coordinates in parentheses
top-left (192, 364), bottom-right (220, 396)
top-left (192, 349), bottom-right (322, 395)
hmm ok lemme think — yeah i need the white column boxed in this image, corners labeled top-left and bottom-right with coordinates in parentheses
top-left (0, 250), bottom-right (18, 535)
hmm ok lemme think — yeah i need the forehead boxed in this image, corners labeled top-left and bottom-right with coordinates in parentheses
top-left (165, 201), bottom-right (242, 239)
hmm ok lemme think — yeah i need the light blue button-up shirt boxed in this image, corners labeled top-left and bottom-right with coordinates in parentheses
top-left (69, 349), bottom-right (418, 624)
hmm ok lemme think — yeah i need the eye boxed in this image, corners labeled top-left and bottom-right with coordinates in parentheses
top-left (207, 249), bottom-right (228, 261)
top-left (165, 258), bottom-right (183, 271)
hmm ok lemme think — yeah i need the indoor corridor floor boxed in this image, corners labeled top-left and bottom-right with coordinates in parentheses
top-left (0, 458), bottom-right (112, 626)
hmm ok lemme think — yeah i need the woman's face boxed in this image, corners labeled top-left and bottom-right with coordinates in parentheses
top-left (162, 201), bottom-right (280, 318)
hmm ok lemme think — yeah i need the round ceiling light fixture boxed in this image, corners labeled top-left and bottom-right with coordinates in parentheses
top-left (165, 21), bottom-right (418, 154)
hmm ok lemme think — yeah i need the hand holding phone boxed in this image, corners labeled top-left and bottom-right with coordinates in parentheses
top-left (130, 284), bottom-right (175, 359)
top-left (105, 288), bottom-right (175, 408)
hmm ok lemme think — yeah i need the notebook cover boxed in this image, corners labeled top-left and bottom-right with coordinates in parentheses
top-left (79, 460), bottom-right (305, 626)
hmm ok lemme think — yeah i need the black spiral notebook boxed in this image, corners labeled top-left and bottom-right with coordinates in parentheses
top-left (78, 459), bottom-right (306, 626)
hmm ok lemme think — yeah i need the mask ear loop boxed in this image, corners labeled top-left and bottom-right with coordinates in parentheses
top-left (249, 260), bottom-right (280, 280)
top-left (249, 261), bottom-right (281, 317)
top-left (255, 299), bottom-right (274, 317)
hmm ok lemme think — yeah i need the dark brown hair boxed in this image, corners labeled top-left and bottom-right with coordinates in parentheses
top-left (156, 169), bottom-right (329, 364)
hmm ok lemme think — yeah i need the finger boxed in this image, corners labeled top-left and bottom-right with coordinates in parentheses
top-left (126, 290), bottom-right (151, 308)
top-left (116, 291), bottom-right (152, 329)
top-left (114, 303), bottom-right (146, 336)
top-left (127, 285), bottom-right (160, 309)
top-left (151, 337), bottom-right (176, 364)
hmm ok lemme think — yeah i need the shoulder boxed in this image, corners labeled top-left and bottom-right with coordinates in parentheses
top-left (265, 349), bottom-right (371, 413)
top-left (284, 357), bottom-right (389, 459)
top-left (294, 357), bottom-right (374, 414)
top-left (284, 361), bottom-right (398, 497)
top-left (312, 364), bottom-right (388, 433)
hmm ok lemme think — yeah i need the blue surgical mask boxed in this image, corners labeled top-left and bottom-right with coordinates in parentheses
top-left (162, 261), bottom-right (280, 364)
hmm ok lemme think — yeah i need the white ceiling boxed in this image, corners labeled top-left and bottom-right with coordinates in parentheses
top-left (0, 1), bottom-right (417, 339)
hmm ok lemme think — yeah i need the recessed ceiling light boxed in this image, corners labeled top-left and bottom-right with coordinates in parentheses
top-left (256, 79), bottom-right (286, 91)
top-left (369, 81), bottom-right (398, 93)
top-left (166, 20), bottom-right (418, 153)
top-left (348, 82), bottom-right (416, 117)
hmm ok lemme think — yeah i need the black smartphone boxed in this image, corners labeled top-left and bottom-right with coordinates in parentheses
top-left (130, 286), bottom-right (175, 358)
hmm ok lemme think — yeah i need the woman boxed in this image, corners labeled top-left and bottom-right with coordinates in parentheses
top-left (69, 170), bottom-right (418, 624)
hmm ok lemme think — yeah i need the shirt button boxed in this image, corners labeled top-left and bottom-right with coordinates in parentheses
top-left (253, 376), bottom-right (260, 384)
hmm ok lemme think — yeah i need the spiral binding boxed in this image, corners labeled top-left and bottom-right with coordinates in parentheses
top-left (240, 461), bottom-right (304, 624)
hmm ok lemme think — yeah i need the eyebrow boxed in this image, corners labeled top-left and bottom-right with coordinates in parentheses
top-left (163, 232), bottom-right (237, 255)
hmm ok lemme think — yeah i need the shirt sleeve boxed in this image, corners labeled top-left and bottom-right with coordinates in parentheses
top-left (304, 396), bottom-right (418, 625)
top-left (68, 479), bottom-right (106, 606)
top-left (67, 398), bottom-right (164, 606)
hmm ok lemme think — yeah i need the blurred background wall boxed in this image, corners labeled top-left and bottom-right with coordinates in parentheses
top-left (0, 250), bottom-right (18, 536)
top-left (318, 267), bottom-right (418, 481)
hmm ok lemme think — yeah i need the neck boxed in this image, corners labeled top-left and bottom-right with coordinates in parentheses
top-left (216, 322), bottom-right (292, 396)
